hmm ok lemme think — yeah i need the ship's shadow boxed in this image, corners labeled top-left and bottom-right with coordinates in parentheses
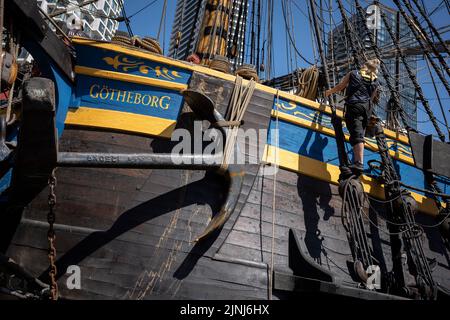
top-left (39, 171), bottom-right (226, 283)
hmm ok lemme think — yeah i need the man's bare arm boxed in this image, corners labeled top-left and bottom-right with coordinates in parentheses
top-left (325, 72), bottom-right (350, 97)
top-left (371, 87), bottom-right (380, 104)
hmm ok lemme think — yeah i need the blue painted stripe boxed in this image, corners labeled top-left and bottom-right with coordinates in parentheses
top-left (274, 97), bottom-right (413, 159)
top-left (268, 119), bottom-right (450, 197)
top-left (74, 75), bottom-right (185, 121)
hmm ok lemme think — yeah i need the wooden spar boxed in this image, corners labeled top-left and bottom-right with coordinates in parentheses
top-left (196, 0), bottom-right (231, 65)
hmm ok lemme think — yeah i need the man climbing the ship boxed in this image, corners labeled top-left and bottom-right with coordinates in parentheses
top-left (325, 59), bottom-right (381, 175)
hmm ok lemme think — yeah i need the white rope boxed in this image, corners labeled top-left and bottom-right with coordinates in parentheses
top-left (268, 90), bottom-right (280, 300)
top-left (221, 75), bottom-right (256, 170)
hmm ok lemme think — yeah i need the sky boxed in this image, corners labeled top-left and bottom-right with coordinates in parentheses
top-left (118, 0), bottom-right (449, 139)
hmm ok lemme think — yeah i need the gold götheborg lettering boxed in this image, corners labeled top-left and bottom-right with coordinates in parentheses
top-left (89, 84), bottom-right (171, 110)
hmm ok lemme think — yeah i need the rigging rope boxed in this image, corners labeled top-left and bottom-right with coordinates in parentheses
top-left (425, 58), bottom-right (450, 139)
top-left (310, 0), bottom-right (349, 169)
top-left (374, 0), bottom-right (446, 142)
top-left (235, 64), bottom-right (259, 81)
top-left (353, 0), bottom-right (410, 131)
top-left (335, 0), bottom-right (363, 69)
top-left (392, 0), bottom-right (450, 97)
top-left (157, 0), bottom-right (168, 51)
top-left (210, 55), bottom-right (232, 74)
top-left (281, 0), bottom-right (314, 66)
top-left (401, 0), bottom-right (450, 78)
top-left (128, 0), bottom-right (159, 20)
top-left (256, 0), bottom-right (263, 73)
top-left (266, 0), bottom-right (275, 79)
top-left (111, 34), bottom-right (163, 55)
top-left (411, 0), bottom-right (450, 57)
top-left (335, 1), bottom-right (439, 292)
top-left (373, 122), bottom-right (437, 299)
top-left (119, 0), bottom-right (133, 37)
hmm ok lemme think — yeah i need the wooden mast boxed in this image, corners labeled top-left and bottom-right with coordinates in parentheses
top-left (196, 0), bottom-right (231, 66)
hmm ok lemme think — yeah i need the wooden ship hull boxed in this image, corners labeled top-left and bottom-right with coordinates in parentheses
top-left (1, 0), bottom-right (449, 300)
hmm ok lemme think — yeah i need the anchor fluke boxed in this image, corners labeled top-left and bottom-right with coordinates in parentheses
top-left (181, 90), bottom-right (245, 243)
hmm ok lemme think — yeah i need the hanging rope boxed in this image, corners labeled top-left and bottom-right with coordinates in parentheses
top-left (5, 28), bottom-right (20, 124)
top-left (265, 0), bottom-right (275, 79)
top-left (47, 169), bottom-right (58, 300)
top-left (341, 177), bottom-right (376, 274)
top-left (119, 0), bottom-right (133, 37)
top-left (268, 90), bottom-right (280, 301)
top-left (221, 75), bottom-right (256, 171)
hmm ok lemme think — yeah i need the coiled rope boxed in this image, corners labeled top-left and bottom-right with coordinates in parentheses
top-left (235, 64), bottom-right (259, 82)
top-left (209, 55), bottom-right (231, 74)
top-left (111, 32), bottom-right (163, 55)
top-left (296, 65), bottom-right (319, 100)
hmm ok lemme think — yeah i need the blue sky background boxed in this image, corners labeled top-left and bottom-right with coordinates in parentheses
top-left (118, 0), bottom-right (449, 139)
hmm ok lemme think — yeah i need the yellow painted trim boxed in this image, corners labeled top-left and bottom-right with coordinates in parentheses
top-left (74, 66), bottom-right (188, 92)
top-left (64, 107), bottom-right (176, 138)
top-left (72, 37), bottom-right (410, 144)
top-left (262, 145), bottom-right (441, 216)
top-left (272, 110), bottom-right (415, 166)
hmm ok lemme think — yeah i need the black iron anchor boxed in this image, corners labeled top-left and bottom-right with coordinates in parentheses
top-left (181, 90), bottom-right (245, 242)
top-left (57, 90), bottom-right (245, 243)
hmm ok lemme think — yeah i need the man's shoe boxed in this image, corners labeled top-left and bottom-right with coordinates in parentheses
top-left (349, 161), bottom-right (364, 175)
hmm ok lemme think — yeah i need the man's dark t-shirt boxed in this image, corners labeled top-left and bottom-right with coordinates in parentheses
top-left (346, 70), bottom-right (378, 107)
top-left (344, 70), bottom-right (379, 146)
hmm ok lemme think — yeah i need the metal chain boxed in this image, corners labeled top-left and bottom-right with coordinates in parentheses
top-left (47, 169), bottom-right (58, 300)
